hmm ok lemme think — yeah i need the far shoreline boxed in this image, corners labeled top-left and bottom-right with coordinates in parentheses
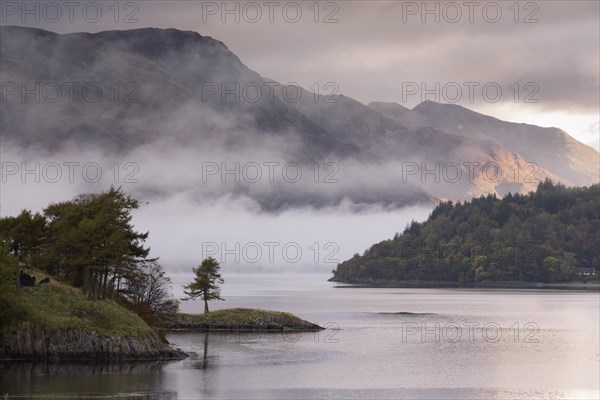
top-left (329, 279), bottom-right (600, 291)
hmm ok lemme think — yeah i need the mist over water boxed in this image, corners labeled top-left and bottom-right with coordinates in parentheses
top-left (1, 146), bottom-right (433, 274)
top-left (133, 198), bottom-right (432, 274)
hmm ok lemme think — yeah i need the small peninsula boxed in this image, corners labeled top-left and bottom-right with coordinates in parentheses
top-left (0, 269), bottom-right (323, 361)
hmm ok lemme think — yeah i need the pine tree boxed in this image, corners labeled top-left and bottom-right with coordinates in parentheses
top-left (182, 257), bottom-right (224, 313)
top-left (42, 187), bottom-right (151, 299)
top-left (0, 210), bottom-right (47, 292)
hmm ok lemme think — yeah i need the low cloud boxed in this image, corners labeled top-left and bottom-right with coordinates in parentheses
top-left (1, 144), bottom-right (433, 275)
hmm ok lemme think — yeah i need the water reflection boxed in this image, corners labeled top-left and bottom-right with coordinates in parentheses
top-left (189, 333), bottom-right (213, 370)
top-left (0, 360), bottom-right (167, 376)
top-left (0, 360), bottom-right (180, 399)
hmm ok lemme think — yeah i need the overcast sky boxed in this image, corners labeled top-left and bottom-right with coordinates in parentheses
top-left (2, 0), bottom-right (599, 149)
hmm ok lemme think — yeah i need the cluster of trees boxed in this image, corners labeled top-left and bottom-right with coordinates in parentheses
top-left (1, 186), bottom-right (228, 323)
top-left (332, 181), bottom-right (599, 283)
top-left (0, 187), bottom-right (177, 320)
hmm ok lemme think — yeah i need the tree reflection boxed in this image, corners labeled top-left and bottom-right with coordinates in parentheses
top-left (193, 332), bottom-right (212, 370)
top-left (0, 360), bottom-right (180, 399)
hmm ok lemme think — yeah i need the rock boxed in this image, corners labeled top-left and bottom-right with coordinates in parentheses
top-left (19, 271), bottom-right (36, 287)
top-left (0, 326), bottom-right (187, 361)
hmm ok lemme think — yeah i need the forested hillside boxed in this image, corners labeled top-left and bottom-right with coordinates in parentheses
top-left (331, 181), bottom-right (599, 283)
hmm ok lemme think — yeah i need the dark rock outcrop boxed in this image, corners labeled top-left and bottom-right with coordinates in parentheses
top-left (0, 326), bottom-right (187, 361)
top-left (19, 271), bottom-right (36, 287)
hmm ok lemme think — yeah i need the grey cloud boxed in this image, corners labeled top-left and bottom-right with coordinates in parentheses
top-left (3, 1), bottom-right (597, 113)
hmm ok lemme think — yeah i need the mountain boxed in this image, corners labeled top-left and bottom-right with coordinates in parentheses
top-left (370, 101), bottom-right (600, 186)
top-left (1, 26), bottom-right (597, 210)
top-left (274, 82), bottom-right (567, 199)
top-left (0, 26), bottom-right (340, 158)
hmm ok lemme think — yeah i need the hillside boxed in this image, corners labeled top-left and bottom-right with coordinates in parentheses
top-left (370, 101), bottom-right (600, 186)
top-left (0, 26), bottom-right (338, 157)
top-left (331, 181), bottom-right (599, 284)
top-left (270, 80), bottom-right (568, 200)
top-left (0, 268), bottom-right (186, 361)
top-left (2, 26), bottom-right (598, 210)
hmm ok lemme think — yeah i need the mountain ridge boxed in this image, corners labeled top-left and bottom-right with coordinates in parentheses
top-left (2, 26), bottom-right (597, 210)
top-left (370, 100), bottom-right (599, 186)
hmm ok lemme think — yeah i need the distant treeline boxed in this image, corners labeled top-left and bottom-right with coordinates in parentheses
top-left (332, 181), bottom-right (599, 283)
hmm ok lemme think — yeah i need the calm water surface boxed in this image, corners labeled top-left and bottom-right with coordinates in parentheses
top-left (2, 273), bottom-right (599, 399)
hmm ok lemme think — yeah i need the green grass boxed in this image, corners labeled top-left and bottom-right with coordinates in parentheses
top-left (162, 307), bottom-right (323, 332)
top-left (178, 308), bottom-right (307, 325)
top-left (2, 273), bottom-right (155, 339)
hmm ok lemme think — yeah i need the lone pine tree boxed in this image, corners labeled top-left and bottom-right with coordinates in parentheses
top-left (182, 257), bottom-right (224, 313)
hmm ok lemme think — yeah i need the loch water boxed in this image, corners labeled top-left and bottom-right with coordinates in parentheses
top-left (2, 273), bottom-right (599, 399)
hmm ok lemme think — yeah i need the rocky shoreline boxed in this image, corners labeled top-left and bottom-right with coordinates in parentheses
top-left (0, 309), bottom-right (324, 362)
top-left (0, 326), bottom-right (187, 362)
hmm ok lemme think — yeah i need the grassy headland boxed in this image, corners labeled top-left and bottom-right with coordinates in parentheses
top-left (0, 270), bottom-right (155, 341)
top-left (159, 308), bottom-right (324, 332)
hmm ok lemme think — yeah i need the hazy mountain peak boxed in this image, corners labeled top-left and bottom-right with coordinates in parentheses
top-left (367, 101), bottom-right (410, 112)
top-left (372, 100), bottom-right (599, 186)
top-left (1, 25), bottom-right (56, 37)
top-left (413, 100), bottom-right (500, 123)
top-left (89, 27), bottom-right (234, 64)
